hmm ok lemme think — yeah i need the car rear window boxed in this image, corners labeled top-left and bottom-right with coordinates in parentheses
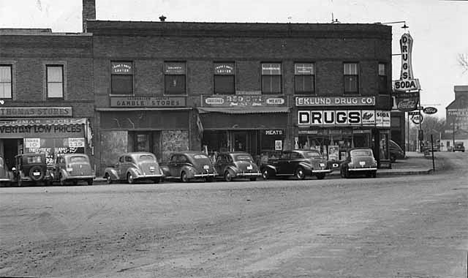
top-left (70, 156), bottom-right (88, 163)
top-left (351, 150), bottom-right (372, 157)
top-left (234, 155), bottom-right (253, 161)
top-left (304, 151), bottom-right (321, 158)
top-left (27, 156), bottom-right (43, 163)
top-left (139, 155), bottom-right (155, 161)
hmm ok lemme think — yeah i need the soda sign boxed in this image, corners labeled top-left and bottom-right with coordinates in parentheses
top-left (393, 79), bottom-right (420, 91)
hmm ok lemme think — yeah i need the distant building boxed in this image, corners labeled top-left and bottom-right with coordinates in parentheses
top-left (442, 85), bottom-right (468, 151)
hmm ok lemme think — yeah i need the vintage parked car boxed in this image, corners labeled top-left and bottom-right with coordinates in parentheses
top-left (13, 153), bottom-right (51, 186)
top-left (389, 139), bottom-right (406, 162)
top-left (453, 142), bottom-right (465, 152)
top-left (103, 152), bottom-right (164, 184)
top-left (260, 149), bottom-right (332, 180)
top-left (0, 156), bottom-right (14, 186)
top-left (161, 151), bottom-right (217, 182)
top-left (340, 148), bottom-right (378, 178)
top-left (214, 152), bottom-right (261, 182)
top-left (49, 154), bottom-right (95, 185)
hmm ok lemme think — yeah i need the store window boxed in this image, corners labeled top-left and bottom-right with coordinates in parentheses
top-left (214, 62), bottom-right (235, 94)
top-left (262, 63), bottom-right (282, 94)
top-left (294, 63), bottom-right (315, 94)
top-left (47, 65), bottom-right (64, 98)
top-left (0, 65), bottom-right (12, 99)
top-left (344, 63), bottom-right (359, 94)
top-left (165, 62), bottom-right (186, 95)
top-left (378, 63), bottom-right (388, 94)
top-left (111, 61), bottom-right (133, 95)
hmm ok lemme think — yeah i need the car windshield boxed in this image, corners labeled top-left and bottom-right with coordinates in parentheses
top-left (303, 151), bottom-right (322, 158)
top-left (26, 156), bottom-right (43, 163)
top-left (234, 155), bottom-right (253, 162)
top-left (138, 155), bottom-right (155, 161)
top-left (69, 156), bottom-right (88, 163)
top-left (350, 150), bottom-right (373, 157)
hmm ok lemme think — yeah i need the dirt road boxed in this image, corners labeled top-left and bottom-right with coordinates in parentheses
top-left (1, 152), bottom-right (467, 277)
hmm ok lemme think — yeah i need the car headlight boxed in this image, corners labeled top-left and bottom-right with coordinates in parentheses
top-left (66, 167), bottom-right (73, 173)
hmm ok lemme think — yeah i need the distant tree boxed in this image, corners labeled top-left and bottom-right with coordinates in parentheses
top-left (458, 53), bottom-right (468, 74)
top-left (409, 115), bottom-right (446, 143)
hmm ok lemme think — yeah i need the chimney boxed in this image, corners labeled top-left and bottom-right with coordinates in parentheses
top-left (82, 0), bottom-right (96, 32)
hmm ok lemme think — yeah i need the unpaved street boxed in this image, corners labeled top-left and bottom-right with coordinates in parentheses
top-left (1, 153), bottom-right (467, 278)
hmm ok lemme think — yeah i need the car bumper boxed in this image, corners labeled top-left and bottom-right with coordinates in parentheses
top-left (193, 173), bottom-right (216, 178)
top-left (63, 175), bottom-right (96, 180)
top-left (311, 169), bottom-right (332, 174)
top-left (348, 167), bottom-right (377, 172)
top-left (135, 173), bottom-right (164, 179)
top-left (236, 172), bottom-right (262, 178)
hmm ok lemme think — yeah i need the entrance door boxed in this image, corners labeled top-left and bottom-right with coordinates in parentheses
top-left (2, 139), bottom-right (20, 170)
top-left (232, 131), bottom-right (248, 152)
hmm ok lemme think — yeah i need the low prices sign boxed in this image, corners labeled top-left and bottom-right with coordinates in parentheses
top-left (395, 91), bottom-right (419, 112)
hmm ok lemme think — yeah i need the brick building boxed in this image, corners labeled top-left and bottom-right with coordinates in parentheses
top-left (0, 28), bottom-right (95, 169)
top-left (1, 0), bottom-right (394, 175)
top-left (442, 85), bottom-right (468, 150)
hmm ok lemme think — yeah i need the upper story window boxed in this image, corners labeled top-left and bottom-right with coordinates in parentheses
top-left (294, 63), bottom-right (315, 94)
top-left (262, 63), bottom-right (282, 94)
top-left (165, 62), bottom-right (186, 95)
top-left (344, 63), bottom-right (359, 94)
top-left (0, 65), bottom-right (12, 99)
top-left (111, 61), bottom-right (133, 95)
top-left (214, 62), bottom-right (235, 95)
top-left (46, 65), bottom-right (64, 98)
top-left (378, 63), bottom-right (388, 94)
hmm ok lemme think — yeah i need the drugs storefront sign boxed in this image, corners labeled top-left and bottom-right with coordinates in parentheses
top-left (298, 110), bottom-right (390, 127)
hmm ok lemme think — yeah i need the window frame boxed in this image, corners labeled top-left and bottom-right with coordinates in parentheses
top-left (111, 61), bottom-right (134, 96)
top-left (46, 65), bottom-right (64, 99)
top-left (378, 63), bottom-right (388, 94)
top-left (214, 62), bottom-right (236, 95)
top-left (261, 62), bottom-right (282, 95)
top-left (164, 62), bottom-right (186, 95)
top-left (0, 64), bottom-right (13, 99)
top-left (294, 63), bottom-right (315, 95)
top-left (343, 62), bottom-right (359, 95)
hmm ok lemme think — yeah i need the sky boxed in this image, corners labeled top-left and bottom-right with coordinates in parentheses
top-left (1, 0), bottom-right (467, 117)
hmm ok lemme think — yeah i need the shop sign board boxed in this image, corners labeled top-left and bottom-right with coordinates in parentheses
top-left (298, 110), bottom-right (390, 127)
top-left (110, 96), bottom-right (186, 107)
top-left (264, 130), bottom-right (284, 136)
top-left (0, 107), bottom-right (72, 118)
top-left (202, 95), bottom-right (286, 107)
top-left (0, 118), bottom-right (86, 138)
top-left (394, 91), bottom-right (419, 112)
top-left (392, 33), bottom-right (421, 92)
top-left (295, 96), bottom-right (375, 106)
top-left (411, 114), bottom-right (423, 124)
top-left (423, 107), bottom-right (438, 115)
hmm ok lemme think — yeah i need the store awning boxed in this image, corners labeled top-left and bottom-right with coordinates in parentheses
top-left (0, 118), bottom-right (88, 127)
top-left (198, 107), bottom-right (290, 114)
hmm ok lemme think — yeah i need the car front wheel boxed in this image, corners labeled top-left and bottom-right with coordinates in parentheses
top-left (105, 174), bottom-right (113, 184)
top-left (181, 172), bottom-right (189, 183)
top-left (224, 170), bottom-right (233, 182)
top-left (316, 173), bottom-right (325, 180)
top-left (295, 167), bottom-right (306, 180)
top-left (127, 173), bottom-right (135, 184)
top-left (262, 169), bottom-right (270, 180)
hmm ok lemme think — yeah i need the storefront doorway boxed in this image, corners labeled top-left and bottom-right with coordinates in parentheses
top-left (0, 139), bottom-right (21, 170)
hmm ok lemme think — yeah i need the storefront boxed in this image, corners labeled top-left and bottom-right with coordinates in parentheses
top-left (0, 107), bottom-right (92, 168)
top-left (295, 96), bottom-right (391, 167)
top-left (96, 96), bottom-right (195, 174)
top-left (198, 95), bottom-right (290, 162)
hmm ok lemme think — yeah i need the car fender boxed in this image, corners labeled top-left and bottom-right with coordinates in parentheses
top-left (261, 164), bottom-right (277, 174)
top-left (126, 167), bottom-right (141, 178)
top-left (298, 162), bottom-right (314, 173)
top-left (160, 165), bottom-right (171, 176)
top-left (180, 166), bottom-right (196, 178)
top-left (104, 168), bottom-right (119, 180)
top-left (59, 168), bottom-right (71, 180)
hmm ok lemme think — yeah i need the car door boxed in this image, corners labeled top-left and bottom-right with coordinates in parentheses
top-left (168, 154), bottom-right (180, 177)
top-left (277, 152), bottom-right (291, 175)
top-left (214, 154), bottom-right (227, 174)
top-left (115, 155), bottom-right (125, 179)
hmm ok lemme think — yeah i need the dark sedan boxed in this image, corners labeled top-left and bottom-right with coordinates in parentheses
top-left (214, 152), bottom-right (261, 182)
top-left (340, 148), bottom-right (377, 178)
top-left (261, 149), bottom-right (332, 180)
top-left (162, 151), bottom-right (217, 182)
